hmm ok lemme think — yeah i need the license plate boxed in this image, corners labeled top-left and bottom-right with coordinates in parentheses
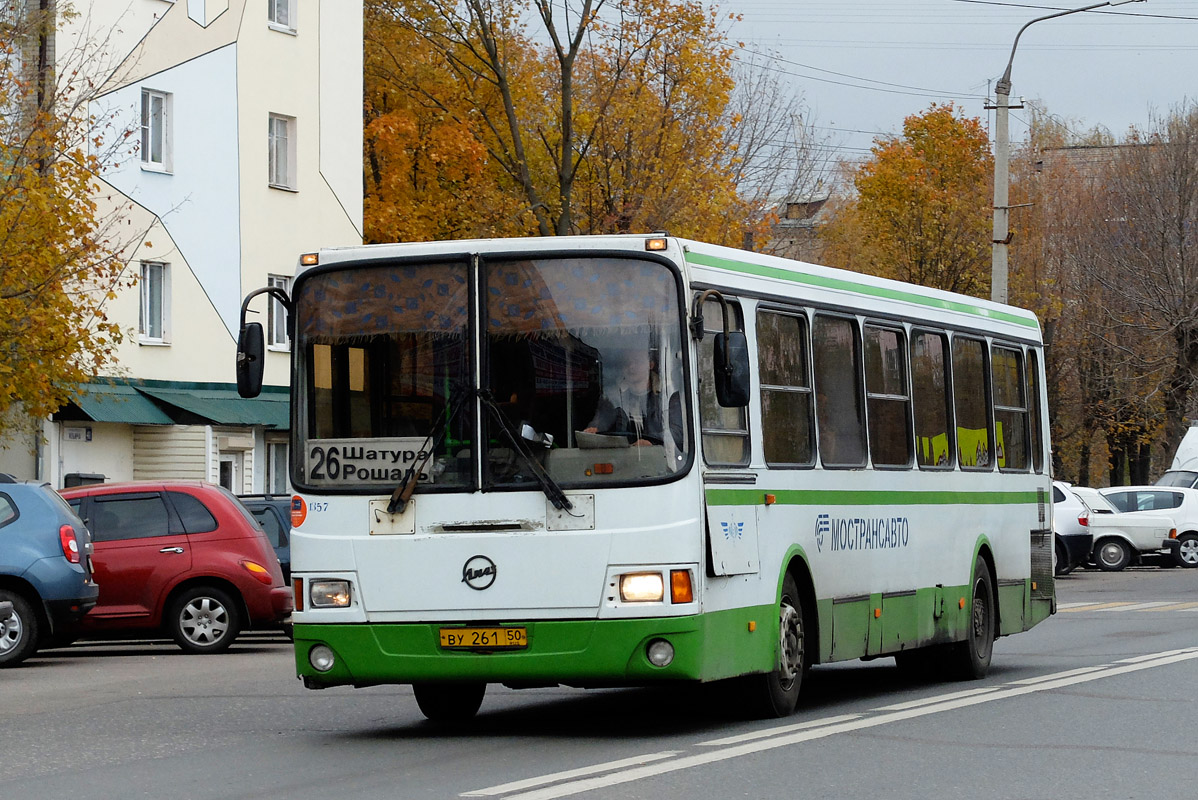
top-left (439, 626), bottom-right (528, 650)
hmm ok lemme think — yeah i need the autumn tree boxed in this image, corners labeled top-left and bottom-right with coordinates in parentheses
top-left (363, 0), bottom-right (809, 246)
top-left (820, 103), bottom-right (992, 295)
top-left (1088, 104), bottom-right (1198, 470)
top-left (0, 4), bottom-right (131, 435)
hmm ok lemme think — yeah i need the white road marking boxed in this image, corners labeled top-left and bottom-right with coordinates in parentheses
top-left (872, 686), bottom-right (1000, 711)
top-left (1007, 665), bottom-right (1109, 685)
top-left (1108, 601), bottom-right (1175, 611)
top-left (697, 713), bottom-right (862, 746)
top-left (459, 752), bottom-right (683, 797)
top-left (463, 647), bottom-right (1198, 800)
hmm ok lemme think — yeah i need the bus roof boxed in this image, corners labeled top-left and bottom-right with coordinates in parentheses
top-left (299, 234), bottom-right (1042, 342)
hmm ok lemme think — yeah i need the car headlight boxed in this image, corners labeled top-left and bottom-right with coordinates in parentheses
top-left (310, 579), bottom-right (352, 608)
top-left (619, 572), bottom-right (664, 602)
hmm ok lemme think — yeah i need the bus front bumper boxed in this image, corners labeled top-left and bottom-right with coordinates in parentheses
top-left (293, 609), bottom-right (775, 688)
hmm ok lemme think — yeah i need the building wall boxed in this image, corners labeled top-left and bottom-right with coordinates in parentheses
top-left (132, 425), bottom-right (208, 481)
top-left (56, 423), bottom-right (136, 485)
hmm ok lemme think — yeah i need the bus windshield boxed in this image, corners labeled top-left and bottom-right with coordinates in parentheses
top-left (293, 254), bottom-right (691, 493)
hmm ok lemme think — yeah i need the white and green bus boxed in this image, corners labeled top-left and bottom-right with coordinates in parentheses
top-left (236, 234), bottom-right (1054, 720)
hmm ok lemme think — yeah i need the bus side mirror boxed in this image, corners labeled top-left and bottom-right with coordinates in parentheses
top-left (236, 322), bottom-right (265, 398)
top-left (714, 331), bottom-right (750, 407)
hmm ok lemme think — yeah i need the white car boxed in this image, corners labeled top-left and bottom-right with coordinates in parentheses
top-left (1052, 481), bottom-right (1092, 575)
top-left (1096, 486), bottom-right (1194, 569)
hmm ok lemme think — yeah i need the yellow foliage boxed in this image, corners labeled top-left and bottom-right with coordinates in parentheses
top-left (363, 0), bottom-right (758, 247)
top-left (1, 14), bottom-right (129, 431)
top-left (821, 103), bottom-right (992, 296)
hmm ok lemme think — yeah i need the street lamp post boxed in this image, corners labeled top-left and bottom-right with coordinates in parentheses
top-left (990, 0), bottom-right (1145, 304)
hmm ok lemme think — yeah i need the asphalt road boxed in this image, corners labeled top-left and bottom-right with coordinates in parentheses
top-left (3, 567), bottom-right (1195, 800)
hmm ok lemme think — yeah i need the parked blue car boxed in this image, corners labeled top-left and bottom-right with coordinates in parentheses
top-left (0, 474), bottom-right (98, 666)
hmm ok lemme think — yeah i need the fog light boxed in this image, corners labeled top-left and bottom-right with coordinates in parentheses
top-left (646, 638), bottom-right (674, 667)
top-left (309, 645), bottom-right (336, 672)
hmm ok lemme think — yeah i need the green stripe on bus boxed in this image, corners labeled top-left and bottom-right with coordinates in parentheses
top-left (684, 251), bottom-right (1040, 329)
top-left (705, 488), bottom-right (1040, 506)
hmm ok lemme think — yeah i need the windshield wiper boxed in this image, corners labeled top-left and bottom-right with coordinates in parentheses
top-left (477, 390), bottom-right (573, 512)
top-left (386, 388), bottom-right (469, 515)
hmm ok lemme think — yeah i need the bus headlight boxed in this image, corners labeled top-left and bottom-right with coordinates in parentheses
top-left (310, 579), bottom-right (352, 608)
top-left (619, 573), bottom-right (664, 602)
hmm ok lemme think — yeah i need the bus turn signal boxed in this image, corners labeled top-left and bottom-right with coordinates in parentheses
top-left (670, 570), bottom-right (693, 603)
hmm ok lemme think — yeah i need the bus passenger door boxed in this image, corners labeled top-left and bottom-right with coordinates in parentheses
top-left (697, 294), bottom-right (759, 576)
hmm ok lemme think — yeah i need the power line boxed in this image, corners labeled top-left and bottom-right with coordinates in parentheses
top-left (949, 0), bottom-right (1198, 21)
top-left (733, 47), bottom-right (987, 101)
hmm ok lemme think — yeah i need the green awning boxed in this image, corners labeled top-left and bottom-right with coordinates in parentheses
top-left (72, 382), bottom-right (175, 425)
top-left (67, 380), bottom-right (290, 428)
top-left (136, 386), bottom-right (291, 428)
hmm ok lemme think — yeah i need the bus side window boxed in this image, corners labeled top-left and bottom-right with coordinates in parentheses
top-left (813, 314), bottom-right (866, 467)
top-left (1027, 348), bottom-right (1044, 473)
top-left (911, 330), bottom-right (954, 468)
top-left (992, 345), bottom-right (1029, 471)
top-left (952, 336), bottom-right (993, 470)
top-left (757, 309), bottom-right (814, 467)
top-left (864, 324), bottom-right (912, 468)
top-left (698, 298), bottom-right (749, 465)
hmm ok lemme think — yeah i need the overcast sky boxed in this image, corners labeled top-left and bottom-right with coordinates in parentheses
top-left (719, 0), bottom-right (1198, 162)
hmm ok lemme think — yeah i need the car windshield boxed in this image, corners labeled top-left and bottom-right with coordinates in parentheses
top-left (1157, 470), bottom-right (1198, 488)
top-left (293, 254), bottom-right (691, 494)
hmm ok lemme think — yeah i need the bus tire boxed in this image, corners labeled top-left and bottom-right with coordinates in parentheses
top-left (744, 572), bottom-right (804, 718)
top-left (947, 555), bottom-right (995, 680)
top-left (413, 681), bottom-right (486, 721)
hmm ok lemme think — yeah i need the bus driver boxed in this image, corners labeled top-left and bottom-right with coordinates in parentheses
top-left (584, 348), bottom-right (679, 447)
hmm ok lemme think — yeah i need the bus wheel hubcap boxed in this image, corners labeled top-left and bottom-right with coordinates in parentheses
top-left (778, 601), bottom-right (802, 687)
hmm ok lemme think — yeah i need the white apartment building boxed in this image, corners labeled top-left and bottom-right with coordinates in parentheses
top-left (0, 0), bottom-right (362, 492)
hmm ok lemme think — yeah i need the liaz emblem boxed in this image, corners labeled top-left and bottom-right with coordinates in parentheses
top-left (720, 521), bottom-right (745, 540)
top-left (461, 555), bottom-right (497, 590)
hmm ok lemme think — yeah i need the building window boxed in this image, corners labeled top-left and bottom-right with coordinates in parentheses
top-left (139, 261), bottom-right (169, 343)
top-left (268, 0), bottom-right (296, 32)
top-left (267, 440), bottom-right (290, 495)
top-left (267, 274), bottom-right (291, 349)
top-left (140, 88), bottom-right (171, 171)
top-left (268, 114), bottom-right (296, 190)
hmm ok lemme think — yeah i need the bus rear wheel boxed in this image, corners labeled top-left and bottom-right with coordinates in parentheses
top-left (413, 681), bottom-right (486, 721)
top-left (744, 572), bottom-right (804, 718)
top-left (947, 555), bottom-right (995, 680)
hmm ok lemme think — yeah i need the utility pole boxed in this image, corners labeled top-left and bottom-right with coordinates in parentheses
top-left (990, 0), bottom-right (1146, 304)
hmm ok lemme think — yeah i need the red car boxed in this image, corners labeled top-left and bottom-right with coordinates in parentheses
top-left (59, 481), bottom-right (292, 653)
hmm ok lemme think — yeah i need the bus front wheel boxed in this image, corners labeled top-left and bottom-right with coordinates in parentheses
top-left (413, 681), bottom-right (486, 721)
top-left (744, 572), bottom-right (805, 718)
